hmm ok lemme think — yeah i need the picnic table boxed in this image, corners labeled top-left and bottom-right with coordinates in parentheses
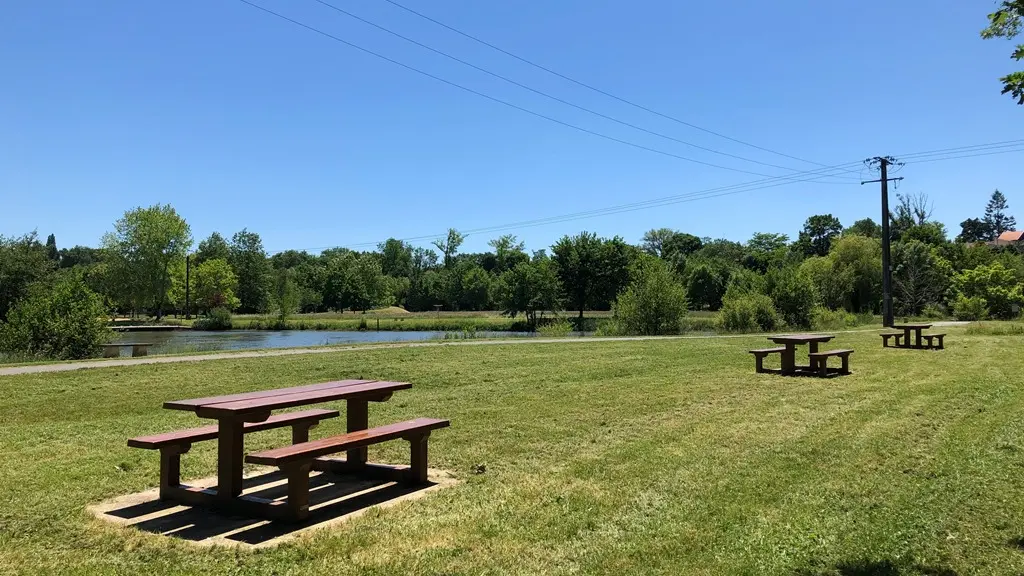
top-left (767, 334), bottom-right (835, 375)
top-left (102, 342), bottom-right (152, 357)
top-left (130, 379), bottom-right (442, 520)
top-left (886, 323), bottom-right (945, 350)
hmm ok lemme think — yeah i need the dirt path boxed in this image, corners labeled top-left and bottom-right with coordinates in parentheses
top-left (0, 322), bottom-right (968, 377)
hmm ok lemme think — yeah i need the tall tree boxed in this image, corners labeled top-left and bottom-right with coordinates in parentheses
top-left (195, 232), bottom-right (231, 265)
top-left (432, 229), bottom-right (465, 269)
top-left (495, 256), bottom-right (561, 326)
top-left (488, 234), bottom-right (528, 274)
top-left (229, 229), bottom-right (272, 313)
top-left (101, 205), bottom-right (192, 318)
top-left (552, 232), bottom-right (604, 320)
top-left (44, 234), bottom-right (59, 262)
top-left (378, 238), bottom-right (413, 278)
top-left (984, 189), bottom-right (1017, 238)
top-left (981, 0), bottom-right (1024, 104)
top-left (0, 233), bottom-right (54, 322)
top-left (192, 258), bottom-right (240, 313)
top-left (846, 218), bottom-right (882, 239)
top-left (797, 214), bottom-right (843, 257)
top-left (958, 218), bottom-right (991, 243)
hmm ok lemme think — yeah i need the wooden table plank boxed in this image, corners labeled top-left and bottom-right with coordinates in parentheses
top-left (194, 381), bottom-right (413, 418)
top-left (768, 334), bottom-right (835, 344)
top-left (164, 380), bottom-right (374, 411)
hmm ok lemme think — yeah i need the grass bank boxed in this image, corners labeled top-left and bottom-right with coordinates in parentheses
top-left (2, 327), bottom-right (1023, 574)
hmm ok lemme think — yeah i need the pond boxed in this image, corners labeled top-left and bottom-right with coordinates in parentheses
top-left (109, 330), bottom-right (538, 355)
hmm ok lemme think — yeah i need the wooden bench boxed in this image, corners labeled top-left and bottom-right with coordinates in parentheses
top-left (128, 408), bottom-right (339, 499)
top-left (880, 332), bottom-right (904, 348)
top-left (808, 349), bottom-right (854, 377)
top-left (246, 417), bottom-right (450, 521)
top-left (923, 333), bottom-right (946, 350)
top-left (102, 343), bottom-right (152, 358)
top-left (748, 347), bottom-right (786, 373)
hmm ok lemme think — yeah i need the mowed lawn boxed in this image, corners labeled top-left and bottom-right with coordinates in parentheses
top-left (2, 329), bottom-right (1024, 575)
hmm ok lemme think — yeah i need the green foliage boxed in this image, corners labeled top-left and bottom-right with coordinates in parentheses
top-left (985, 189), bottom-right (1017, 236)
top-left (810, 307), bottom-right (857, 331)
top-left (229, 229), bottom-right (272, 314)
top-left (495, 257), bottom-right (561, 326)
top-left (195, 232), bottom-right (230, 266)
top-left (613, 257), bottom-right (688, 336)
top-left (718, 292), bottom-right (780, 333)
top-left (552, 232), bottom-right (636, 318)
top-left (0, 232), bottom-right (55, 322)
top-left (193, 307), bottom-right (233, 330)
top-left (952, 262), bottom-right (1024, 319)
top-left (685, 259), bottom-right (733, 310)
top-left (922, 302), bottom-right (948, 319)
top-left (432, 228), bottom-right (465, 269)
top-left (766, 266), bottom-right (816, 328)
top-left (892, 240), bottom-right (951, 316)
top-left (487, 235), bottom-right (528, 274)
top-left (981, 1), bottom-right (1024, 104)
top-left (797, 214), bottom-right (843, 257)
top-left (846, 218), bottom-right (881, 239)
top-left (272, 268), bottom-right (301, 321)
top-left (536, 319), bottom-right (574, 337)
top-left (0, 272), bottom-right (111, 359)
top-left (952, 295), bottom-right (989, 321)
top-left (378, 238), bottom-right (414, 278)
top-left (193, 258), bottom-right (240, 313)
top-left (958, 218), bottom-right (991, 243)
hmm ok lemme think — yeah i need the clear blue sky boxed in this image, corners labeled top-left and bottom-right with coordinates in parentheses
top-left (2, 0), bottom-right (1022, 255)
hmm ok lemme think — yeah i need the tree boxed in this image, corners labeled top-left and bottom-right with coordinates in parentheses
top-left (0, 233), bottom-right (54, 322)
top-left (744, 233), bottom-right (790, 273)
top-left (958, 218), bottom-right (991, 243)
top-left (272, 268), bottom-right (300, 320)
top-left (193, 258), bottom-right (240, 313)
top-left (229, 229), bottom-right (272, 314)
top-left (495, 256), bottom-right (561, 327)
top-left (270, 250), bottom-right (314, 271)
top-left (984, 189), bottom-right (1017, 238)
top-left (195, 232), bottom-right (231, 265)
top-left (953, 262), bottom-right (1024, 319)
top-left (552, 232), bottom-right (604, 320)
top-left (44, 234), bottom-right (59, 262)
top-left (101, 205), bottom-right (192, 319)
top-left (901, 222), bottom-right (948, 246)
top-left (488, 235), bottom-right (528, 274)
top-left (378, 238), bottom-right (414, 278)
top-left (765, 266), bottom-right (816, 328)
top-left (685, 260), bottom-right (732, 311)
top-left (457, 265), bottom-right (493, 311)
top-left (432, 229), bottom-right (465, 269)
top-left (58, 246), bottom-right (101, 269)
top-left (0, 272), bottom-right (111, 360)
top-left (981, 0), bottom-right (1024, 104)
top-left (614, 256), bottom-right (689, 335)
top-left (797, 214), bottom-right (843, 257)
top-left (890, 192), bottom-right (933, 241)
top-left (846, 218), bottom-right (882, 239)
top-left (892, 240), bottom-right (951, 316)
top-left (347, 255), bottom-right (390, 311)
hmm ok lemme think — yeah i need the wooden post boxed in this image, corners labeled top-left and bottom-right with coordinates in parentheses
top-left (407, 434), bottom-right (429, 484)
top-left (292, 422), bottom-right (315, 444)
top-left (217, 419), bottom-right (245, 499)
top-left (346, 399), bottom-right (369, 467)
top-left (159, 444), bottom-right (191, 499)
top-left (283, 462), bottom-right (312, 521)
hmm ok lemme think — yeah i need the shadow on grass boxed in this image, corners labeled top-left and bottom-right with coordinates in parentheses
top-left (101, 469), bottom-right (437, 546)
top-left (793, 559), bottom-right (959, 576)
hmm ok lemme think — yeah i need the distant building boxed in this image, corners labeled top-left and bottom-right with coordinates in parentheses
top-left (993, 231), bottom-right (1024, 246)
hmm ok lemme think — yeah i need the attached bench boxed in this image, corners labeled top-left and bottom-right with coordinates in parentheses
top-left (923, 333), bottom-right (946, 350)
top-left (246, 417), bottom-right (450, 521)
top-left (128, 408), bottom-right (339, 499)
top-left (880, 332), bottom-right (904, 348)
top-left (102, 343), bottom-right (152, 358)
top-left (748, 347), bottom-right (786, 373)
top-left (808, 349), bottom-right (854, 377)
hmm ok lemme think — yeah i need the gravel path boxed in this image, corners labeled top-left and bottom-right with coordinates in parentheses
top-left (0, 322), bottom-right (968, 377)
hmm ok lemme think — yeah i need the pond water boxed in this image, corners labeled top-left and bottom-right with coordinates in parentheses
top-left (110, 330), bottom-right (538, 355)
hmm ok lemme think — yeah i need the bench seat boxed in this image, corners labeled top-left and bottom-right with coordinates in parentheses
top-left (880, 332), bottom-right (904, 347)
top-left (923, 333), bottom-right (946, 349)
top-left (103, 343), bottom-right (152, 357)
top-left (748, 347), bottom-right (786, 373)
top-left (808, 349), bottom-right (854, 377)
top-left (246, 417), bottom-right (450, 521)
top-left (128, 408), bottom-right (339, 498)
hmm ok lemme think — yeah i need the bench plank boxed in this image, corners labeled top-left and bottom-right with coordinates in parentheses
top-left (247, 417), bottom-right (450, 466)
top-left (128, 409), bottom-right (339, 449)
top-left (808, 349), bottom-right (854, 377)
top-left (748, 347), bottom-right (786, 355)
top-left (808, 349), bottom-right (854, 358)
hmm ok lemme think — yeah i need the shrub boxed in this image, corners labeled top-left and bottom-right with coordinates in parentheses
top-left (0, 273), bottom-right (111, 360)
top-left (719, 293), bottom-right (780, 333)
top-left (766, 266), bottom-right (816, 328)
top-left (921, 303), bottom-right (948, 320)
top-left (952, 295), bottom-right (988, 321)
top-left (193, 307), bottom-right (233, 330)
top-left (952, 262), bottom-right (1024, 320)
top-left (810, 307), bottom-right (857, 331)
top-left (614, 257), bottom-right (689, 335)
top-left (537, 319), bottom-right (574, 337)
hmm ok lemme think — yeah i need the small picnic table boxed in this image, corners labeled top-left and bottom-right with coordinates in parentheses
top-left (767, 334), bottom-right (835, 375)
top-left (162, 379), bottom-right (411, 515)
top-left (890, 323), bottom-right (932, 349)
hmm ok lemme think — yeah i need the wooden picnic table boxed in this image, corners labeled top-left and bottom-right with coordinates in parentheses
top-left (767, 334), bottom-right (835, 375)
top-left (162, 379), bottom-right (411, 514)
top-left (890, 323), bottom-right (932, 349)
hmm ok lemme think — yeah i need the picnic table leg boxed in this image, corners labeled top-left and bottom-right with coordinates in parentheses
top-left (346, 399), bottom-right (369, 468)
top-left (216, 418), bottom-right (245, 499)
top-left (915, 329), bottom-right (923, 349)
top-left (781, 344), bottom-right (796, 374)
top-left (902, 328), bottom-right (912, 348)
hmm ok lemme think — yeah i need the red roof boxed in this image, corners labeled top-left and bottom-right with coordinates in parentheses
top-left (998, 231), bottom-right (1024, 242)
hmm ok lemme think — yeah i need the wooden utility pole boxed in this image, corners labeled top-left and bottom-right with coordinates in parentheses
top-left (862, 157), bottom-right (903, 328)
top-left (185, 254), bottom-right (192, 320)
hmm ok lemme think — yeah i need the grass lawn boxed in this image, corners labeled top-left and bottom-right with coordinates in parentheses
top-left (2, 327), bottom-right (1023, 574)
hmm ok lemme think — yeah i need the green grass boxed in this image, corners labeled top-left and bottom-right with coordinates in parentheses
top-left (2, 327), bottom-right (1024, 574)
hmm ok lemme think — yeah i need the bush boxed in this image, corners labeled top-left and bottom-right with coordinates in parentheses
top-left (921, 303), bottom-right (948, 320)
top-left (614, 258), bottom-right (689, 335)
top-left (193, 307), bottom-right (233, 330)
top-left (719, 293), bottom-right (781, 333)
top-left (0, 273), bottom-right (111, 360)
top-left (810, 307), bottom-right (857, 331)
top-left (952, 295), bottom-right (988, 321)
top-left (537, 319), bottom-right (574, 337)
top-left (766, 266), bottom-right (816, 328)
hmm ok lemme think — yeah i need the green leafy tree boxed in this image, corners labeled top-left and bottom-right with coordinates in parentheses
top-left (347, 255), bottom-right (390, 311)
top-left (0, 272), bottom-right (111, 360)
top-left (796, 214), bottom-right (843, 257)
top-left (229, 229), bottom-right (272, 313)
top-left (744, 232), bottom-right (790, 273)
top-left (614, 256), bottom-right (689, 335)
top-left (902, 222), bottom-right (948, 246)
top-left (488, 234), bottom-right (529, 274)
top-left (766, 266), bottom-right (816, 328)
top-left (685, 259), bottom-right (733, 310)
top-left (829, 235), bottom-right (883, 312)
top-left (846, 218), bottom-right (881, 239)
top-left (458, 265), bottom-right (493, 311)
top-left (432, 228), bottom-right (465, 269)
top-left (195, 232), bottom-right (231, 265)
top-left (58, 246), bottom-right (102, 269)
top-left (101, 204), bottom-right (192, 319)
top-left (378, 238), bottom-right (414, 278)
top-left (270, 249), bottom-right (315, 271)
top-left (193, 258), bottom-right (241, 313)
top-left (981, 1), bottom-right (1024, 104)
top-left (800, 256), bottom-right (852, 311)
top-left (953, 262), bottom-right (1024, 319)
top-left (272, 268), bottom-right (301, 321)
top-left (889, 192), bottom-right (933, 241)
top-left (552, 232), bottom-right (604, 320)
top-left (0, 233), bottom-right (55, 322)
top-left (495, 256), bottom-right (561, 326)
top-left (984, 189), bottom-right (1017, 237)
top-left (892, 241), bottom-right (952, 316)
top-left (958, 218), bottom-right (992, 243)
top-left (44, 234), bottom-right (58, 262)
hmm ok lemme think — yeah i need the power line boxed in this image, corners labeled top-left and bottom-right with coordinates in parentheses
top-left (309, 0), bottom-right (858, 180)
top-left (377, 0), bottom-right (845, 171)
top-left (236, 0), bottom-right (854, 183)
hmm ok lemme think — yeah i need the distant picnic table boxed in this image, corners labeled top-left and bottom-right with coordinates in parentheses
top-left (749, 334), bottom-right (853, 377)
top-left (883, 323), bottom-right (945, 350)
top-left (129, 380), bottom-right (449, 521)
